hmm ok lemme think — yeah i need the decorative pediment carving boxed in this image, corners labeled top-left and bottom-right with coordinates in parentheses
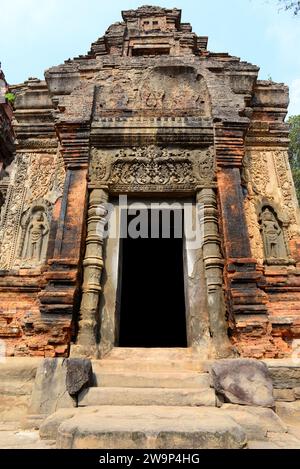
top-left (94, 66), bottom-right (210, 117)
top-left (138, 67), bottom-right (209, 114)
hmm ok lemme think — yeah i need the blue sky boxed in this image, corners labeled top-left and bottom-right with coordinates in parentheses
top-left (1, 0), bottom-right (300, 115)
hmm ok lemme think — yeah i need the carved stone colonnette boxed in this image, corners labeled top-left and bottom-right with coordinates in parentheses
top-left (72, 188), bottom-right (108, 358)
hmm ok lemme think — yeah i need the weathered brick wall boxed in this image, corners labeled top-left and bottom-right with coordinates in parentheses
top-left (0, 79), bottom-right (72, 357)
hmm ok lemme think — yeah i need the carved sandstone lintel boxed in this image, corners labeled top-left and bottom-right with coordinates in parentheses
top-left (197, 188), bottom-right (233, 358)
top-left (89, 146), bottom-right (215, 192)
top-left (71, 188), bottom-right (109, 358)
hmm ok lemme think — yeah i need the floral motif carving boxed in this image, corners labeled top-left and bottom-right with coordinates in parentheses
top-left (273, 151), bottom-right (298, 227)
top-left (26, 154), bottom-right (54, 206)
top-left (53, 151), bottom-right (66, 197)
top-left (110, 160), bottom-right (194, 185)
top-left (89, 146), bottom-right (215, 190)
top-left (244, 198), bottom-right (264, 264)
top-left (90, 149), bottom-right (110, 182)
top-left (0, 155), bottom-right (28, 269)
top-left (196, 150), bottom-right (215, 181)
top-left (246, 151), bottom-right (269, 196)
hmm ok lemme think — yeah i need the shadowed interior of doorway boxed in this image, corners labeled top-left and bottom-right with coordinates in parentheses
top-left (118, 209), bottom-right (187, 348)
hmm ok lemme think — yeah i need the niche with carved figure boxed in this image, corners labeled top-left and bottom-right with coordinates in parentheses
top-left (259, 206), bottom-right (291, 265)
top-left (18, 203), bottom-right (51, 267)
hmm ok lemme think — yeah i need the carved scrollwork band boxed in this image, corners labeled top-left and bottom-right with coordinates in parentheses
top-left (89, 145), bottom-right (215, 192)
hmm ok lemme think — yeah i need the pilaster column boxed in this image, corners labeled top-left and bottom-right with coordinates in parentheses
top-left (214, 123), bottom-right (268, 322)
top-left (197, 188), bottom-right (232, 357)
top-left (71, 188), bottom-right (109, 358)
top-left (215, 124), bottom-right (252, 259)
top-left (39, 123), bottom-right (91, 317)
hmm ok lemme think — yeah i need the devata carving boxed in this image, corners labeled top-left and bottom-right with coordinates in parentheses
top-left (21, 207), bottom-right (49, 263)
top-left (89, 146), bottom-right (215, 191)
top-left (259, 207), bottom-right (289, 263)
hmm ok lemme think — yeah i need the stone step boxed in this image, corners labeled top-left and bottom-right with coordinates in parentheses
top-left (263, 359), bottom-right (300, 389)
top-left (93, 360), bottom-right (204, 372)
top-left (100, 348), bottom-right (200, 360)
top-left (0, 358), bottom-right (42, 428)
top-left (53, 406), bottom-right (247, 449)
top-left (94, 370), bottom-right (210, 389)
top-left (0, 380), bottom-right (34, 396)
top-left (93, 349), bottom-right (206, 373)
top-left (78, 387), bottom-right (216, 407)
top-left (0, 358), bottom-right (41, 380)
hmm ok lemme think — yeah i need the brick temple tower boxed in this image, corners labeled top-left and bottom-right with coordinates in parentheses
top-left (0, 6), bottom-right (300, 360)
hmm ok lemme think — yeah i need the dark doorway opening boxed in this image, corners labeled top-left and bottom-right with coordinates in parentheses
top-left (118, 209), bottom-right (187, 348)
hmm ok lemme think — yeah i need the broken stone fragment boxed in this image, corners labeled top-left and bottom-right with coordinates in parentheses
top-left (25, 358), bottom-right (94, 429)
top-left (66, 358), bottom-right (94, 397)
top-left (211, 359), bottom-right (275, 408)
top-left (27, 359), bottom-right (75, 416)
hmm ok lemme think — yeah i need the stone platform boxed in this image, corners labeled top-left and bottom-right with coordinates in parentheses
top-left (1, 353), bottom-right (300, 449)
top-left (41, 405), bottom-right (290, 450)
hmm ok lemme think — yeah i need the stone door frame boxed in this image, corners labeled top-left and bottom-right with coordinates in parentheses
top-left (97, 197), bottom-right (207, 356)
top-left (71, 185), bottom-right (230, 359)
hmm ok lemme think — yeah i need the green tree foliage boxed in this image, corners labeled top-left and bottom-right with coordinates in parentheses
top-left (4, 92), bottom-right (15, 105)
top-left (279, 1), bottom-right (300, 14)
top-left (288, 115), bottom-right (300, 201)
